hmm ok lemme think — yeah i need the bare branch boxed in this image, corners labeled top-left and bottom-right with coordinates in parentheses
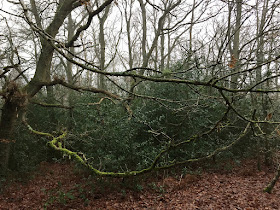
top-left (65, 0), bottom-right (115, 48)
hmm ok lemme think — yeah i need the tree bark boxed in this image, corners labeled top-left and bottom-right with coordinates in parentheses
top-left (97, 5), bottom-right (111, 90)
top-left (0, 0), bottom-right (78, 173)
top-left (0, 83), bottom-right (24, 174)
top-left (24, 0), bottom-right (78, 96)
top-left (230, 0), bottom-right (242, 89)
top-left (66, 13), bottom-right (75, 130)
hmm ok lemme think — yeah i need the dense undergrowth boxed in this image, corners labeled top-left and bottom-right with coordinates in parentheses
top-left (6, 78), bottom-right (280, 176)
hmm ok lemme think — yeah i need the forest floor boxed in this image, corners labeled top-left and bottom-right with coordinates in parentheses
top-left (0, 160), bottom-right (280, 210)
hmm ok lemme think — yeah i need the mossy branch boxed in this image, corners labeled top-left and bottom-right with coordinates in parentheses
top-left (24, 115), bottom-right (252, 178)
top-left (26, 124), bottom-right (54, 138)
top-left (25, 123), bottom-right (156, 177)
top-left (22, 103), bottom-right (252, 177)
top-left (23, 108), bottom-right (251, 178)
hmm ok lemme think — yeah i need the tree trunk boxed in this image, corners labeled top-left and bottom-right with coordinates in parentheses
top-left (0, 83), bottom-right (22, 174)
top-left (97, 5), bottom-right (110, 90)
top-left (66, 13), bottom-right (75, 130)
top-left (230, 0), bottom-right (242, 90)
top-left (0, 0), bottom-right (78, 173)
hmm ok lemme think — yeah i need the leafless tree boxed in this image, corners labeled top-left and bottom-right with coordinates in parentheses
top-left (0, 0), bottom-right (280, 183)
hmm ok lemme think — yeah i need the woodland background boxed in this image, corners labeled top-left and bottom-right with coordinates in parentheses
top-left (0, 0), bottom-right (280, 206)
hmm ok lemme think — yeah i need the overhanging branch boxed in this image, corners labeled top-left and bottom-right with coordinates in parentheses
top-left (23, 112), bottom-right (252, 177)
top-left (20, 6), bottom-right (280, 95)
top-left (39, 78), bottom-right (120, 100)
top-left (65, 0), bottom-right (115, 48)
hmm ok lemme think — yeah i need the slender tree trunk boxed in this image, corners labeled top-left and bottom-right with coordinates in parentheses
top-left (256, 0), bottom-right (270, 166)
top-left (97, 6), bottom-right (110, 90)
top-left (124, 0), bottom-right (134, 90)
top-left (138, 0), bottom-right (147, 67)
top-left (66, 13), bottom-right (75, 130)
top-left (188, 0), bottom-right (195, 67)
top-left (160, 30), bottom-right (165, 71)
top-left (230, 0), bottom-right (242, 90)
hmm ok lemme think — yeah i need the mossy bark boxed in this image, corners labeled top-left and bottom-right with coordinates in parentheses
top-left (0, 100), bottom-right (19, 175)
top-left (0, 0), bottom-right (111, 174)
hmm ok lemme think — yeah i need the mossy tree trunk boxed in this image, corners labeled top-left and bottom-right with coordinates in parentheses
top-left (0, 0), bottom-right (81, 173)
top-left (0, 84), bottom-right (22, 174)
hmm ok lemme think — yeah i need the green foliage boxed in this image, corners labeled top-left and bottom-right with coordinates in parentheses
top-left (135, 183), bottom-right (144, 192)
top-left (147, 182), bottom-right (165, 193)
top-left (10, 62), bottom-right (279, 176)
top-left (66, 94), bottom-right (161, 171)
top-left (135, 81), bottom-right (230, 162)
top-left (161, 69), bottom-right (172, 77)
top-left (10, 102), bottom-right (63, 172)
top-left (10, 82), bottom-right (246, 174)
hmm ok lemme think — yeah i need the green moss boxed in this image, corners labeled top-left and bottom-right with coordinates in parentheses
top-left (26, 123), bottom-right (158, 177)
